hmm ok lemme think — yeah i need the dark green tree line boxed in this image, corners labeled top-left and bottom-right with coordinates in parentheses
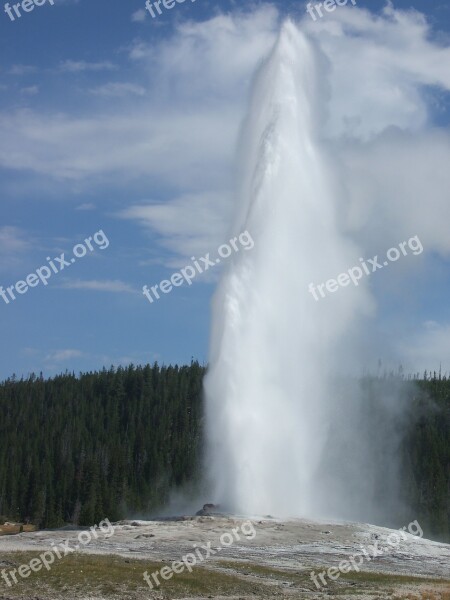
top-left (0, 362), bottom-right (205, 527)
top-left (0, 364), bottom-right (447, 541)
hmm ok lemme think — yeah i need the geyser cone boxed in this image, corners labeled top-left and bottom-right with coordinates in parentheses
top-left (204, 20), bottom-right (369, 518)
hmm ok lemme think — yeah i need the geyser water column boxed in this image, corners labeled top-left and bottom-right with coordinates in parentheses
top-left (204, 20), bottom-right (369, 518)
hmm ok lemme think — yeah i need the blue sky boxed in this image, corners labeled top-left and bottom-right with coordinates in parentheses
top-left (1, 0), bottom-right (450, 379)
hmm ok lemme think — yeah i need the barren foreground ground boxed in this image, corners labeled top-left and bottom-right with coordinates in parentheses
top-left (0, 516), bottom-right (448, 600)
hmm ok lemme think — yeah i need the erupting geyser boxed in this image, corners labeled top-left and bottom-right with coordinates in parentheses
top-left (204, 20), bottom-right (371, 518)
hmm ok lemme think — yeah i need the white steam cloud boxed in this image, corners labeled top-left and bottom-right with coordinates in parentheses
top-left (204, 5), bottom-right (450, 519)
top-left (204, 20), bottom-right (372, 517)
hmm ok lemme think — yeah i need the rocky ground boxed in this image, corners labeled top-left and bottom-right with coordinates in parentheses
top-left (0, 515), bottom-right (448, 599)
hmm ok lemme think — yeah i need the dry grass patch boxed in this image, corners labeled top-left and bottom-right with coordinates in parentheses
top-left (0, 552), bottom-right (269, 599)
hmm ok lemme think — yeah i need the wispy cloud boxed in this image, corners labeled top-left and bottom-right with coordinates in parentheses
top-left (45, 349), bottom-right (83, 362)
top-left (0, 226), bottom-right (30, 255)
top-left (75, 202), bottom-right (96, 211)
top-left (116, 191), bottom-right (232, 265)
top-left (89, 82), bottom-right (146, 97)
top-left (20, 85), bottom-right (39, 96)
top-left (59, 60), bottom-right (117, 73)
top-left (60, 279), bottom-right (136, 293)
top-left (131, 9), bottom-right (146, 22)
top-left (9, 65), bottom-right (37, 75)
top-left (397, 321), bottom-right (450, 373)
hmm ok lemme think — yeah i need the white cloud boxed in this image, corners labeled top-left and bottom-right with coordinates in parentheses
top-left (131, 9), bottom-right (146, 22)
top-left (89, 82), bottom-right (146, 97)
top-left (45, 349), bottom-right (83, 362)
top-left (0, 226), bottom-right (30, 254)
top-left (60, 279), bottom-right (136, 293)
top-left (117, 191), bottom-right (233, 265)
top-left (302, 3), bottom-right (450, 139)
top-left (58, 60), bottom-right (117, 73)
top-left (20, 85), bottom-right (39, 95)
top-left (339, 129), bottom-right (450, 258)
top-left (0, 226), bottom-right (31, 270)
top-left (0, 7), bottom-right (277, 186)
top-left (397, 321), bottom-right (450, 374)
top-left (75, 202), bottom-right (96, 211)
top-left (9, 65), bottom-right (37, 75)
top-left (128, 7), bottom-right (279, 102)
top-left (0, 107), bottom-right (239, 187)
